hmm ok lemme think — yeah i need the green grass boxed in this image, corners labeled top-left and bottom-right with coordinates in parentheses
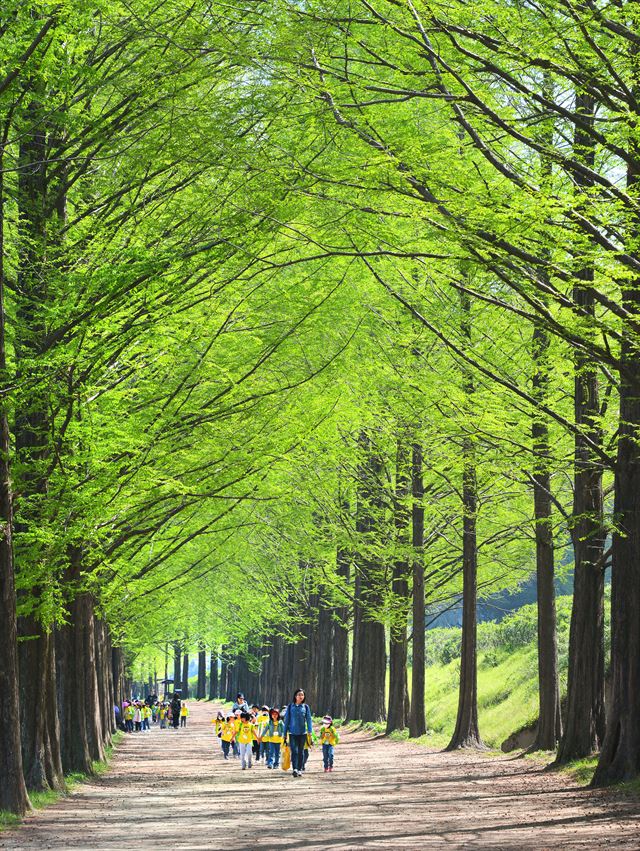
top-left (556, 756), bottom-right (599, 786)
top-left (547, 755), bottom-right (639, 794)
top-left (422, 646), bottom-right (539, 749)
top-left (334, 646), bottom-right (539, 753)
top-left (0, 811), bottom-right (21, 829)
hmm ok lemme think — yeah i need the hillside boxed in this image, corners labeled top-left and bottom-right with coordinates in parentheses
top-left (422, 595), bottom-right (579, 749)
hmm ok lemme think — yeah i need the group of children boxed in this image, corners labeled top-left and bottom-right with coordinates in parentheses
top-left (122, 700), bottom-right (153, 732)
top-left (121, 698), bottom-right (190, 732)
top-left (158, 700), bottom-right (190, 729)
top-left (213, 702), bottom-right (340, 774)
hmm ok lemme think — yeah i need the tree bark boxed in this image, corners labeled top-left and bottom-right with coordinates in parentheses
top-left (173, 642), bottom-right (181, 694)
top-left (387, 438), bottom-right (411, 733)
top-left (329, 548), bottom-right (350, 719)
top-left (112, 647), bottom-right (125, 711)
top-left (57, 596), bottom-right (93, 775)
top-left (209, 650), bottom-right (218, 700)
top-left (447, 292), bottom-right (484, 750)
top-left (593, 106), bottom-right (640, 783)
top-left (13, 97), bottom-right (61, 802)
top-left (84, 595), bottom-right (105, 763)
top-left (530, 319), bottom-right (562, 751)
top-left (182, 652), bottom-right (190, 699)
top-left (347, 432), bottom-right (387, 723)
top-left (59, 588), bottom-right (104, 767)
top-left (593, 336), bottom-right (640, 783)
top-left (409, 442), bottom-right (426, 737)
top-left (315, 593), bottom-right (334, 713)
top-left (557, 92), bottom-right (606, 764)
top-left (0, 119), bottom-right (31, 816)
top-left (19, 627), bottom-right (65, 791)
top-left (220, 646), bottom-right (228, 700)
top-left (197, 648), bottom-right (206, 700)
top-left (225, 657), bottom-right (235, 701)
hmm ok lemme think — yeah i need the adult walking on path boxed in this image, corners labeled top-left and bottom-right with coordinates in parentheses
top-left (283, 687), bottom-right (312, 778)
top-left (170, 693), bottom-right (181, 729)
top-left (232, 692), bottom-right (249, 713)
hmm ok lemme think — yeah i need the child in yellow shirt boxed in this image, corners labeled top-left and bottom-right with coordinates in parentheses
top-left (232, 710), bottom-right (242, 759)
top-left (236, 712), bottom-right (257, 769)
top-left (265, 708), bottom-right (285, 769)
top-left (218, 714), bottom-right (236, 760)
top-left (320, 715), bottom-right (340, 772)
top-left (255, 706), bottom-right (270, 763)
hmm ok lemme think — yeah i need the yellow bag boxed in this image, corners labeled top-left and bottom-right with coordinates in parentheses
top-left (281, 745), bottom-right (291, 771)
top-left (306, 733), bottom-right (313, 748)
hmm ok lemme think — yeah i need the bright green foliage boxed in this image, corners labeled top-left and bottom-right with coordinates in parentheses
top-left (1, 0), bottom-right (624, 704)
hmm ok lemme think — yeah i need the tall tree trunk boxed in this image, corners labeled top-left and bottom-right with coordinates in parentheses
top-left (57, 586), bottom-right (93, 776)
top-left (18, 626), bottom-right (65, 791)
top-left (300, 594), bottom-right (320, 709)
top-left (173, 642), bottom-right (181, 694)
top-left (14, 99), bottom-right (65, 797)
top-left (447, 292), bottom-right (484, 750)
top-left (292, 621), bottom-right (309, 693)
top-left (182, 652), bottom-right (190, 699)
top-left (347, 432), bottom-right (387, 723)
top-left (329, 548), bottom-right (350, 718)
top-left (593, 92), bottom-right (640, 783)
top-left (209, 650), bottom-right (218, 700)
top-left (387, 438), bottom-right (411, 733)
top-left (96, 620), bottom-right (114, 741)
top-left (0, 126), bottom-right (30, 815)
top-left (282, 638), bottom-right (295, 702)
top-left (43, 630), bottom-right (63, 787)
top-left (557, 92), bottom-right (606, 764)
top-left (530, 319), bottom-right (562, 750)
top-left (593, 336), bottom-right (640, 784)
top-left (112, 646), bottom-right (125, 709)
top-left (197, 648), bottom-right (206, 700)
top-left (225, 658), bottom-right (235, 701)
top-left (56, 584), bottom-right (104, 774)
top-left (220, 646), bottom-right (228, 700)
top-left (316, 593), bottom-right (334, 714)
top-left (245, 649), bottom-right (260, 700)
top-left (409, 443), bottom-right (426, 737)
top-left (273, 635), bottom-right (286, 709)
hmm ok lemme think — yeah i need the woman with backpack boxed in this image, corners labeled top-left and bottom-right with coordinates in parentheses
top-left (283, 688), bottom-right (312, 778)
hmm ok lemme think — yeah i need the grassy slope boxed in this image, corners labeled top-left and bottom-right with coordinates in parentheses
top-left (424, 645), bottom-right (539, 749)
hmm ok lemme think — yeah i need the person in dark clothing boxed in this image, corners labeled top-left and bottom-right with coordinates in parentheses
top-left (170, 694), bottom-right (181, 729)
top-left (283, 688), bottom-right (312, 778)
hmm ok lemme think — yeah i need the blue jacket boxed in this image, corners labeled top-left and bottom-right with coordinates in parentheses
top-left (283, 702), bottom-right (312, 736)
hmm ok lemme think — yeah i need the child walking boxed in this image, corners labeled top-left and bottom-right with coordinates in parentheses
top-left (232, 710), bottom-right (242, 758)
top-left (320, 715), bottom-right (339, 772)
top-left (124, 703), bottom-right (135, 733)
top-left (265, 708), bottom-right (284, 769)
top-left (219, 714), bottom-right (236, 760)
top-left (236, 712), bottom-right (256, 769)
top-left (255, 706), bottom-right (270, 763)
top-left (180, 702), bottom-right (189, 728)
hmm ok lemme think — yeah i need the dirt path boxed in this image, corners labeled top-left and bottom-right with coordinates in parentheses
top-left (2, 702), bottom-right (639, 850)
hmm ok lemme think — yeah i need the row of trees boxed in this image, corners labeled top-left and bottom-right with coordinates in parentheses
top-left (2, 0), bottom-right (640, 817)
